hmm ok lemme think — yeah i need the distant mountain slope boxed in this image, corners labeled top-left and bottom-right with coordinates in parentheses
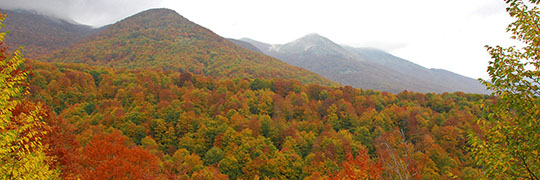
top-left (344, 47), bottom-right (487, 94)
top-left (240, 34), bottom-right (487, 94)
top-left (1, 9), bottom-right (97, 58)
top-left (227, 38), bottom-right (262, 53)
top-left (42, 9), bottom-right (334, 86)
top-left (241, 38), bottom-right (273, 52)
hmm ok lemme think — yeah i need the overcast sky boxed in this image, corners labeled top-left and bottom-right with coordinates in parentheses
top-left (0, 0), bottom-right (518, 79)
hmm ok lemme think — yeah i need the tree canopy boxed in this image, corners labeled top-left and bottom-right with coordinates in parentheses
top-left (471, 0), bottom-right (540, 179)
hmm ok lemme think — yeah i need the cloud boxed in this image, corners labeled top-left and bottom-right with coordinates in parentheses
top-left (347, 41), bottom-right (409, 52)
top-left (0, 0), bottom-right (164, 27)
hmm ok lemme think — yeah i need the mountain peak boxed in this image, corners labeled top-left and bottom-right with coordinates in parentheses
top-left (102, 7), bottom-right (208, 39)
top-left (287, 33), bottom-right (341, 50)
top-left (276, 33), bottom-right (354, 58)
top-left (123, 8), bottom-right (187, 24)
top-left (304, 33), bottom-right (323, 38)
top-left (136, 8), bottom-right (181, 17)
top-left (296, 33), bottom-right (331, 43)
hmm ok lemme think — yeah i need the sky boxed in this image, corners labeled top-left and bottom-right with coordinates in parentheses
top-left (0, 0), bottom-right (519, 79)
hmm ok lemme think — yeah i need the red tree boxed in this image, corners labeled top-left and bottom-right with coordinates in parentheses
top-left (42, 113), bottom-right (82, 179)
top-left (78, 131), bottom-right (161, 180)
top-left (329, 149), bottom-right (382, 180)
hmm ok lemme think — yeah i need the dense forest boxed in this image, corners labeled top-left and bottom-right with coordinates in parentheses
top-left (18, 59), bottom-right (486, 179)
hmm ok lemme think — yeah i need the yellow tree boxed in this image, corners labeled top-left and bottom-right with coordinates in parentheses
top-left (470, 0), bottom-right (540, 179)
top-left (0, 12), bottom-right (58, 179)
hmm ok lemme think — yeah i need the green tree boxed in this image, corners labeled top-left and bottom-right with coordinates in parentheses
top-left (250, 78), bottom-right (269, 90)
top-left (0, 13), bottom-right (59, 179)
top-left (470, 0), bottom-right (540, 179)
top-left (203, 147), bottom-right (224, 165)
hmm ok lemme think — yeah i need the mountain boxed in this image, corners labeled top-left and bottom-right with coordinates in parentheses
top-left (0, 9), bottom-right (97, 58)
top-left (240, 34), bottom-right (487, 94)
top-left (41, 8), bottom-right (333, 86)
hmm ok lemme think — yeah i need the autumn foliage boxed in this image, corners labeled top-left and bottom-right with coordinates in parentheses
top-left (329, 150), bottom-right (382, 180)
top-left (22, 59), bottom-right (488, 179)
top-left (77, 131), bottom-right (160, 180)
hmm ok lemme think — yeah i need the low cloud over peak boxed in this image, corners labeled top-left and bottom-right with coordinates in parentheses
top-left (0, 0), bottom-right (164, 27)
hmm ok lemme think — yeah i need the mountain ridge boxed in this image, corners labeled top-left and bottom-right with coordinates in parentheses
top-left (238, 35), bottom-right (487, 94)
top-left (39, 8), bottom-right (334, 86)
top-left (3, 7), bottom-right (485, 93)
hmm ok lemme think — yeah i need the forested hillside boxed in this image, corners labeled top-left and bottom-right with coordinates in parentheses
top-left (0, 9), bottom-right (96, 58)
top-left (26, 60), bottom-right (487, 179)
